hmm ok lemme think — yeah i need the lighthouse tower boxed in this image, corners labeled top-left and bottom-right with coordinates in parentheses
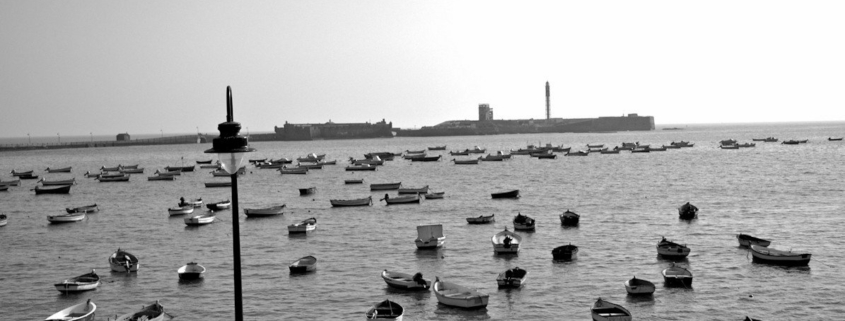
top-left (545, 81), bottom-right (550, 120)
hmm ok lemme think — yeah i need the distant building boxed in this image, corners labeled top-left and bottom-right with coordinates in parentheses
top-left (274, 119), bottom-right (393, 141)
top-left (478, 104), bottom-right (493, 121)
top-left (116, 133), bottom-right (130, 141)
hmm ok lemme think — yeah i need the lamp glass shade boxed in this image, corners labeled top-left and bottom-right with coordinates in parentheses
top-left (218, 152), bottom-right (246, 175)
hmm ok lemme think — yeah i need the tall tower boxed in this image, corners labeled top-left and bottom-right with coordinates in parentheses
top-left (545, 81), bottom-right (550, 120)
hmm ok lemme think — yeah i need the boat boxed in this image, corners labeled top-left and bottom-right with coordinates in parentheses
top-left (35, 185), bottom-right (72, 195)
top-left (411, 155), bottom-right (441, 162)
top-left (782, 140), bottom-right (801, 145)
top-left (381, 270), bottom-right (431, 290)
top-left (280, 167), bottom-right (308, 174)
top-left (513, 213), bottom-right (535, 230)
top-left (66, 204), bottom-right (98, 214)
top-left (750, 245), bottom-right (811, 266)
top-left (423, 192), bottom-right (445, 199)
top-left (101, 165), bottom-right (120, 171)
top-left (177, 262), bottom-right (206, 280)
top-left (197, 160), bottom-right (213, 164)
top-left (181, 198), bottom-right (203, 208)
top-left (647, 146), bottom-right (667, 151)
top-left (624, 276), bottom-right (655, 295)
top-left (54, 269), bottom-right (100, 293)
top-left (428, 145), bottom-right (446, 150)
top-left (0, 178), bottom-right (21, 186)
top-left (415, 224), bottom-right (445, 249)
top-left (317, 160), bottom-right (337, 165)
top-left (381, 194), bottom-right (421, 205)
top-left (168, 206), bottom-right (194, 216)
top-left (551, 244), bottom-right (578, 261)
top-left (662, 263), bottom-right (693, 287)
top-left (165, 165), bottom-right (194, 172)
top-left (466, 214), bottom-right (495, 224)
top-left (371, 182), bottom-right (402, 191)
top-left (452, 158), bottom-right (480, 165)
top-left (200, 164), bottom-right (220, 169)
top-left (736, 233), bottom-right (771, 248)
top-left (496, 267), bottom-right (528, 288)
top-left (491, 189), bottom-right (519, 199)
top-left (330, 196), bottom-right (373, 207)
top-left (662, 144), bottom-right (681, 149)
top-left (289, 255), bottom-right (317, 273)
top-left (564, 150), bottom-right (590, 156)
top-left (678, 202), bottom-right (698, 220)
top-left (588, 147), bottom-right (608, 153)
top-left (536, 153), bottom-right (558, 159)
top-left (97, 174), bottom-right (130, 182)
top-left (599, 149), bottom-right (619, 154)
top-left (248, 158), bottom-right (267, 164)
top-left (297, 163), bottom-right (323, 169)
top-left (121, 164), bottom-right (139, 169)
top-left (465, 146), bottom-right (486, 154)
top-left (206, 200), bottom-right (231, 211)
top-left (449, 151), bottom-right (469, 156)
top-left (47, 212), bottom-right (86, 223)
top-left (288, 217), bottom-right (317, 233)
top-left (18, 173), bottom-right (39, 179)
top-left (829, 137), bottom-right (843, 141)
top-left (720, 139), bottom-right (737, 145)
top-left (154, 169), bottom-right (181, 176)
top-left (184, 212), bottom-right (216, 226)
top-left (45, 166), bottom-right (72, 173)
top-left (433, 277), bottom-right (489, 309)
top-left (752, 137), bottom-right (778, 142)
top-left (720, 144), bottom-right (739, 149)
top-left (559, 210), bottom-right (580, 226)
top-left (492, 227), bottom-right (522, 254)
top-left (244, 205), bottom-right (286, 217)
top-left (257, 162), bottom-right (285, 169)
top-left (45, 299), bottom-right (96, 321)
top-left (211, 167), bottom-right (244, 176)
top-left (147, 174), bottom-right (175, 181)
top-left (480, 154), bottom-right (508, 161)
top-left (365, 299), bottom-right (404, 320)
top-left (630, 149), bottom-right (650, 153)
top-left (346, 165), bottom-right (377, 171)
top-left (205, 181), bottom-right (232, 188)
top-left (0, 214), bottom-right (6, 227)
top-left (299, 187), bottom-right (316, 195)
top-left (109, 248), bottom-right (140, 272)
top-left (119, 167), bottom-right (144, 174)
top-left (403, 153), bottom-right (427, 160)
top-left (351, 157), bottom-right (385, 166)
top-left (10, 169), bottom-right (33, 177)
top-left (737, 143), bottom-right (756, 148)
top-left (406, 149), bottom-right (426, 154)
top-left (587, 144), bottom-right (604, 148)
top-left (345, 179), bottom-right (364, 184)
top-left (590, 298), bottom-right (632, 321)
top-left (113, 301), bottom-right (165, 321)
top-left (657, 237), bottom-right (691, 259)
top-left (398, 185), bottom-right (429, 194)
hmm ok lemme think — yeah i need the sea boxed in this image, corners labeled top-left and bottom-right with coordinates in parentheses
top-left (1, 122), bottom-right (844, 320)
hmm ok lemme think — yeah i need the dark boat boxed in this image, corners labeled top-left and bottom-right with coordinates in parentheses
top-left (466, 214), bottom-right (495, 224)
top-left (496, 267), bottom-right (528, 288)
top-left (365, 299), bottom-right (404, 320)
top-left (177, 262), bottom-right (206, 280)
top-left (330, 196), bottom-right (372, 207)
top-left (750, 245), bottom-right (811, 266)
top-left (449, 151), bottom-right (469, 156)
top-left (736, 233), bottom-right (771, 248)
top-left (344, 179), bottom-right (364, 184)
top-left (299, 187), bottom-right (316, 195)
top-left (34, 185), bottom-right (71, 195)
top-left (678, 202), bottom-right (698, 220)
top-left (564, 151), bottom-right (590, 156)
top-left (591, 298), bottom-right (632, 321)
top-left (662, 263), bottom-right (693, 287)
top-left (66, 204), bottom-right (98, 214)
top-left (410, 155), bottom-right (442, 162)
top-left (491, 189), bottom-right (520, 199)
top-left (196, 160), bottom-right (213, 164)
top-left (560, 210), bottom-right (580, 226)
top-left (552, 244), bottom-right (579, 261)
top-left (427, 146), bottom-right (446, 150)
top-left (513, 213), bottom-right (535, 230)
top-left (829, 137), bottom-right (843, 141)
top-left (10, 169), bottom-right (33, 177)
top-left (165, 165), bottom-right (195, 172)
top-left (19, 174), bottom-right (39, 180)
top-left (345, 165), bottom-right (377, 171)
top-left (206, 200), bottom-right (231, 211)
top-left (289, 255), bottom-right (317, 273)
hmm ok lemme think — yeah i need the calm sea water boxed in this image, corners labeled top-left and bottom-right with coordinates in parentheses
top-left (1, 122), bottom-right (844, 320)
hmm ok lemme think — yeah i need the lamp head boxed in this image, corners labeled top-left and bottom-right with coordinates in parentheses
top-left (204, 86), bottom-right (255, 175)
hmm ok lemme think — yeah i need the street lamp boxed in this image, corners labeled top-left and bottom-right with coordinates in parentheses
top-left (204, 86), bottom-right (254, 321)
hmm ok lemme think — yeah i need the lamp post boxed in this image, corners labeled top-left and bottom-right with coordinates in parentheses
top-left (204, 86), bottom-right (254, 321)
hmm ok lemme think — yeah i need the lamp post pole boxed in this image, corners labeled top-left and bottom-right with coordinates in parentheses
top-left (230, 161), bottom-right (243, 321)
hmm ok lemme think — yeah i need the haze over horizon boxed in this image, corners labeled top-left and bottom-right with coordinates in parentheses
top-left (2, 1), bottom-right (844, 138)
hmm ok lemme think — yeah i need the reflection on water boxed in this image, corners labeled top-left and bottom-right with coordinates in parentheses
top-left (433, 304), bottom-right (490, 319)
top-left (625, 293), bottom-right (655, 304)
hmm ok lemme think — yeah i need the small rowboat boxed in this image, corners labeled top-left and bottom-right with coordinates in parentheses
top-left (466, 214), bottom-right (494, 224)
top-left (452, 158), bottom-right (480, 165)
top-left (113, 301), bottom-right (165, 321)
top-left (657, 237), bottom-right (691, 259)
top-left (168, 206), bottom-right (194, 216)
top-left (496, 267), bottom-right (528, 288)
top-left (165, 165), bottom-right (194, 172)
top-left (720, 144), bottom-right (739, 149)
top-left (45, 166), bottom-right (72, 173)
top-left (829, 137), bottom-right (844, 141)
top-left (449, 151), bottom-right (470, 156)
top-left (381, 270), bottom-right (431, 290)
top-left (45, 299), bottom-right (96, 321)
top-left (297, 163), bottom-right (323, 169)
top-left (101, 165), bottom-right (120, 171)
top-left (11, 169), bottom-right (34, 176)
top-left (513, 213), bottom-right (535, 230)
top-left (0, 214), bottom-right (7, 227)
top-left (559, 210), bottom-right (580, 226)
top-left (288, 217), bottom-right (317, 233)
top-left (428, 145), bottom-right (446, 150)
top-left (423, 192), bottom-right (445, 199)
top-left (365, 299), bottom-right (404, 320)
top-left (212, 168), bottom-right (244, 176)
top-left (398, 185), bottom-right (429, 194)
top-left (200, 164), bottom-right (220, 169)
top-left (552, 244), bottom-right (578, 261)
top-left (55, 270), bottom-right (100, 293)
top-left (119, 167), bottom-right (144, 174)
top-left (35, 185), bottom-right (72, 195)
top-left (257, 162), bottom-right (285, 169)
top-left (330, 196), bottom-right (372, 207)
top-left (197, 159), bottom-right (213, 164)
top-left (406, 149), bottom-right (426, 154)
top-left (154, 169), bottom-right (182, 176)
top-left (381, 194), bottom-right (420, 205)
top-left (345, 179), bottom-right (364, 184)
top-left (280, 167), bottom-right (308, 174)
top-left (289, 255), bottom-right (317, 273)
top-left (177, 262), bottom-right (206, 280)
top-left (433, 277), bottom-right (489, 309)
top-left (0, 178), bottom-right (21, 186)
top-left (17, 173), bottom-right (39, 179)
top-left (244, 205), bottom-right (285, 217)
top-left (415, 224), bottom-right (445, 249)
top-left (121, 164), bottom-right (139, 169)
top-left (371, 182), bottom-right (401, 191)
top-left (346, 165), bottom-right (377, 171)
top-left (206, 200), bottom-right (231, 211)
top-left (66, 204), bottom-right (98, 214)
top-left (565, 151), bottom-right (590, 156)
top-left (662, 263), bottom-right (693, 287)
top-left (299, 187), bottom-right (316, 195)
top-left (0, 185), bottom-right (6, 192)
top-left (750, 245), bottom-right (811, 266)
top-left (536, 153), bottom-right (557, 159)
top-left (317, 160), bottom-right (337, 165)
top-left (148, 175), bottom-right (175, 181)
top-left (248, 158), bottom-right (267, 164)
top-left (736, 233), bottom-right (771, 248)
top-left (624, 276), bottom-right (655, 295)
top-left (205, 181), bottom-right (232, 188)
top-left (491, 189), bottom-right (520, 199)
top-left (48, 212), bottom-right (86, 223)
top-left (411, 155), bottom-right (441, 162)
top-left (97, 174), bottom-right (129, 182)
top-left (591, 298), bottom-right (632, 321)
top-left (109, 248), bottom-right (140, 272)
top-left (492, 227), bottom-right (521, 254)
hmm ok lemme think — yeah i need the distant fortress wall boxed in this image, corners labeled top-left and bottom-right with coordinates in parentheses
top-left (396, 114), bottom-right (654, 137)
top-left (273, 119), bottom-right (394, 141)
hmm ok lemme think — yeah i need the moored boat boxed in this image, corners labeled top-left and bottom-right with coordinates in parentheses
top-left (165, 165), bottom-right (194, 172)
top-left (154, 169), bottom-right (182, 176)
top-left (280, 167), bottom-right (308, 174)
top-left (492, 227), bottom-right (521, 254)
top-left (624, 276), bottom-right (655, 295)
top-left (0, 185), bottom-right (6, 192)
top-left (10, 169), bottom-right (34, 176)
top-left (345, 179), bottom-right (364, 184)
top-left (54, 270), bottom-right (100, 293)
top-left (346, 165), bottom-right (378, 171)
top-left (513, 213), bottom-right (535, 230)
top-left (184, 212), bottom-right (216, 226)
top-left (97, 174), bottom-right (130, 182)
top-left (736, 233), bottom-right (771, 248)
top-left (330, 196), bottom-right (373, 207)
top-left (119, 167), bottom-right (144, 174)
top-left (197, 159), bottom-right (213, 164)
top-left (491, 189), bottom-right (519, 199)
top-left (411, 155), bottom-right (442, 162)
top-left (297, 163), bottom-right (323, 169)
top-left (414, 224), bottom-right (445, 249)
top-left (428, 145), bottom-right (446, 150)
top-left (381, 270), bottom-right (431, 290)
top-left (177, 262), bottom-right (206, 280)
top-left (288, 217), bottom-right (317, 233)
top-left (551, 244), bottom-right (578, 261)
top-left (564, 150), bottom-right (590, 156)
top-left (365, 299), bottom-right (404, 320)
top-left (657, 237), bottom-right (691, 259)
top-left (244, 205), bottom-right (285, 217)
top-left (147, 175), bottom-right (175, 181)
top-left (466, 214), bottom-right (494, 224)
top-left (662, 263), bottom-right (693, 287)
top-left (206, 200), bottom-right (231, 211)
top-left (720, 144), bottom-right (739, 149)
top-left (182, 198), bottom-right (203, 208)
top-left (371, 182), bottom-right (402, 191)
top-left (299, 187), bottom-right (316, 195)
top-left (398, 185), bottom-right (429, 194)
top-left (45, 299), bottom-right (96, 321)
top-left (101, 165), bottom-right (120, 171)
top-left (35, 185), bottom-right (72, 195)
top-left (423, 192), bottom-right (445, 199)
top-left (590, 298), bottom-right (631, 321)
top-left (496, 267), bottom-right (528, 288)
top-left (678, 202), bottom-right (698, 220)
top-left (168, 206), bottom-right (194, 216)
top-left (449, 151), bottom-right (469, 156)
top-left (0, 178), bottom-right (21, 186)
top-left (433, 277), bottom-right (489, 309)
top-left (829, 137), bottom-right (843, 141)
top-left (109, 248), bottom-right (140, 272)
top-left (289, 255), bottom-right (317, 273)
top-left (45, 166), bottom-right (72, 173)
top-left (559, 210), bottom-right (580, 226)
top-left (0, 214), bottom-right (7, 227)
top-left (750, 245), bottom-right (811, 266)
top-left (381, 194), bottom-right (420, 205)
top-left (47, 212), bottom-right (86, 223)
top-left (66, 204), bottom-right (98, 214)
top-left (113, 301), bottom-right (165, 321)
top-left (205, 181), bottom-right (232, 188)
top-left (452, 158), bottom-right (480, 165)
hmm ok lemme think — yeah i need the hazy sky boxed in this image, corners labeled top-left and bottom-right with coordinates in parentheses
top-left (2, 1), bottom-right (844, 137)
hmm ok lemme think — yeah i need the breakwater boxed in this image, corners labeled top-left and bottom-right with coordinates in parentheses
top-left (0, 135), bottom-right (208, 152)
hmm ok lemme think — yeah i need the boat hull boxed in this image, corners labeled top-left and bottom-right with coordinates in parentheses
top-left (381, 270), bottom-right (431, 290)
top-left (184, 215), bottom-right (215, 226)
top-left (750, 245), bottom-right (811, 266)
top-left (330, 197), bottom-right (372, 207)
top-left (35, 185), bottom-right (72, 194)
top-left (48, 213), bottom-right (86, 223)
top-left (466, 215), bottom-right (495, 224)
top-left (736, 234), bottom-right (771, 247)
top-left (205, 182), bottom-right (232, 188)
top-left (244, 205), bottom-right (285, 217)
top-left (591, 299), bottom-right (632, 321)
top-left (491, 190), bottom-right (520, 199)
top-left (415, 236), bottom-right (445, 249)
top-left (552, 246), bottom-right (578, 261)
top-left (365, 300), bottom-right (404, 321)
top-left (371, 183), bottom-right (402, 191)
top-left (624, 278), bottom-right (655, 295)
top-left (54, 281), bottom-right (100, 293)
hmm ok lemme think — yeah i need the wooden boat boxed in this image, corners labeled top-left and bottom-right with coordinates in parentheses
top-left (244, 205), bottom-right (285, 217)
top-left (18, 173), bottom-right (39, 179)
top-left (782, 140), bottom-right (800, 145)
top-left (147, 175), bottom-right (175, 181)
top-left (559, 210), bottom-right (580, 226)
top-left (154, 169), bottom-right (181, 176)
top-left (398, 185), bottom-right (428, 194)
top-left (330, 196), bottom-right (373, 207)
top-left (720, 144), bottom-right (739, 149)
top-left (720, 139), bottom-right (737, 145)
top-left (587, 144), bottom-right (604, 148)
top-left (750, 245), bottom-right (811, 266)
top-left (662, 144), bottom-right (682, 149)
top-left (625, 276), bottom-right (655, 295)
top-left (630, 149), bottom-right (650, 153)
top-left (45, 299), bottom-right (96, 321)
top-left (736, 233), bottom-right (771, 248)
top-left (297, 163), bottom-right (323, 169)
top-left (346, 165), bottom-right (378, 171)
top-left (288, 217), bottom-right (317, 233)
top-left (351, 157), bottom-right (385, 166)
top-left (480, 154), bottom-right (507, 161)
top-left (182, 198), bottom-right (203, 208)
top-left (381, 194), bottom-right (420, 205)
top-left (10, 169), bottom-right (33, 176)
top-left (257, 162), bottom-right (285, 169)
top-left (657, 237), bottom-right (691, 259)
top-left (415, 224), bottom-right (445, 249)
top-left (449, 150), bottom-right (470, 156)
top-left (113, 301), bottom-right (165, 321)
top-left (248, 158), bottom-right (267, 164)
top-left (492, 227), bottom-right (522, 254)
top-left (45, 166), bottom-right (72, 173)
top-left (101, 165), bottom-right (121, 171)
top-left (177, 262), bottom-right (206, 280)
top-left (206, 200), bottom-right (231, 211)
top-left (406, 149), bottom-right (426, 154)
top-left (551, 244), bottom-right (578, 261)
top-left (491, 189), bottom-right (519, 199)
top-left (280, 167), bottom-right (308, 174)
top-left (752, 137), bottom-right (778, 142)
top-left (0, 178), bottom-right (21, 186)
top-left (168, 206), bottom-right (194, 216)
top-left (205, 181), bottom-right (232, 188)
top-left (289, 255), bottom-right (317, 273)
top-left (829, 137), bottom-right (843, 141)
top-left (371, 182), bottom-right (401, 191)
top-left (365, 299), bottom-right (404, 320)
top-left (466, 214), bottom-right (494, 224)
top-left (197, 160), bottom-right (213, 164)
top-left (452, 158), bottom-right (480, 165)
top-left (536, 153), bottom-right (558, 159)
top-left (299, 187), bottom-right (316, 195)
top-left (428, 145), bottom-right (446, 150)
top-left (316, 160), bottom-right (336, 165)
top-left (411, 155), bottom-right (441, 162)
top-left (97, 174), bottom-right (129, 182)
top-left (381, 270), bottom-right (431, 290)
top-left (403, 153), bottom-right (427, 160)
top-left (590, 298), bottom-right (632, 321)
top-left (48, 212), bottom-right (86, 223)
top-left (184, 213), bottom-right (215, 226)
top-left (0, 214), bottom-right (7, 227)
top-left (423, 192), bottom-right (445, 199)
top-left (0, 185), bottom-right (6, 192)
top-left (588, 147), bottom-right (608, 153)
top-left (678, 202), bottom-right (698, 220)
top-left (513, 213), bottom-right (535, 230)
top-left (66, 204), bottom-right (98, 214)
top-left (433, 277), bottom-right (489, 309)
top-left (109, 248), bottom-right (140, 272)
top-left (35, 185), bottom-right (72, 194)
top-left (647, 146), bottom-right (667, 151)
top-left (55, 270), bottom-right (100, 293)
top-left (345, 179), bottom-right (364, 184)
top-left (737, 143), bottom-right (756, 148)
top-left (496, 267), bottom-right (528, 288)
top-left (120, 167), bottom-right (144, 174)
top-left (564, 150), bottom-right (590, 156)
top-left (165, 165), bottom-right (194, 172)
top-left (662, 263), bottom-right (693, 287)
top-left (465, 146), bottom-right (486, 154)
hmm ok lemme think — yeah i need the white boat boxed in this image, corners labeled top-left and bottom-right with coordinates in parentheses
top-left (289, 255), bottom-right (317, 273)
top-left (496, 267), bottom-right (528, 288)
top-left (662, 263), bottom-right (693, 287)
top-left (737, 234), bottom-right (772, 248)
top-left (45, 299), bottom-right (96, 321)
top-left (0, 214), bottom-right (7, 227)
top-left (168, 206), bottom-right (194, 216)
top-left (414, 224), bottom-right (445, 249)
top-left (380, 270), bottom-right (431, 290)
top-left (288, 217), bottom-right (317, 233)
top-left (66, 204), bottom-right (98, 214)
top-left (423, 192), bottom-right (445, 199)
top-left (109, 248), bottom-right (139, 272)
top-left (750, 244), bottom-right (811, 266)
top-left (433, 277), bottom-right (489, 309)
top-left (590, 298), bottom-right (632, 321)
top-left (154, 169), bottom-right (181, 176)
top-left (559, 210), bottom-right (580, 226)
top-left (182, 198), bottom-right (203, 208)
top-left (38, 177), bottom-right (76, 186)
top-left (624, 276), bottom-right (655, 295)
top-left (657, 237), bottom-right (691, 259)
top-left (206, 200), bottom-right (231, 211)
top-left (177, 262), bottom-right (206, 280)
top-left (365, 299), bottom-right (404, 320)
top-left (147, 175), bottom-right (175, 181)
top-left (184, 212), bottom-right (216, 226)
top-left (492, 227), bottom-right (522, 254)
top-left (244, 205), bottom-right (286, 217)
top-left (47, 212), bottom-right (86, 223)
top-left (113, 301), bottom-right (165, 321)
top-left (54, 269), bottom-right (100, 293)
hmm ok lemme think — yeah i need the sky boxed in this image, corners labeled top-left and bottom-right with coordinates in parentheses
top-left (2, 1), bottom-right (844, 138)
